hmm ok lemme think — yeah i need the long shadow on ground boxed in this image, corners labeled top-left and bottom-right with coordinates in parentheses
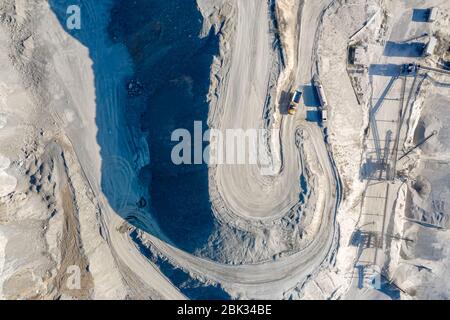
top-left (49, 0), bottom-right (229, 300)
top-left (48, 0), bottom-right (218, 255)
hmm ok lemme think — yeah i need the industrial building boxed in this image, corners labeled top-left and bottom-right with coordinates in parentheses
top-left (425, 36), bottom-right (437, 56)
top-left (428, 7), bottom-right (438, 22)
top-left (348, 45), bottom-right (367, 66)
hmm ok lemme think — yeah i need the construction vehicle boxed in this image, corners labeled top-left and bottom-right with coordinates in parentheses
top-left (288, 90), bottom-right (302, 115)
top-left (313, 76), bottom-right (329, 108)
top-left (313, 76), bottom-right (329, 123)
top-left (321, 108), bottom-right (328, 122)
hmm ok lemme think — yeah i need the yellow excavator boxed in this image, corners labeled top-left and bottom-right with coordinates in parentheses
top-left (288, 90), bottom-right (302, 115)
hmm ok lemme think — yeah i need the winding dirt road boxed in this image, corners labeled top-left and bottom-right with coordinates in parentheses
top-left (129, 0), bottom-right (341, 298)
top-left (57, 0), bottom-right (340, 299)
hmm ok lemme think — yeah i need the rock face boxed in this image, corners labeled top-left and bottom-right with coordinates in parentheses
top-left (3, 0), bottom-right (450, 301)
top-left (0, 0), bottom-right (186, 300)
top-left (0, 1), bottom-right (128, 299)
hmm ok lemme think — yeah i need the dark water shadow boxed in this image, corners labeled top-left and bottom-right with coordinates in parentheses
top-left (131, 230), bottom-right (231, 300)
top-left (278, 90), bottom-right (292, 114)
top-left (384, 41), bottom-right (425, 57)
top-left (306, 111), bottom-right (320, 122)
top-left (355, 266), bottom-right (401, 300)
top-left (412, 8), bottom-right (430, 22)
top-left (369, 64), bottom-right (401, 77)
top-left (379, 283), bottom-right (401, 300)
top-left (414, 120), bottom-right (426, 145)
top-left (302, 85), bottom-right (320, 107)
top-left (359, 155), bottom-right (386, 180)
top-left (48, 0), bottom-right (219, 254)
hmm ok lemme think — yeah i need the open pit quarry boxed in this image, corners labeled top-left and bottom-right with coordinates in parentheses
top-left (1, 0), bottom-right (450, 301)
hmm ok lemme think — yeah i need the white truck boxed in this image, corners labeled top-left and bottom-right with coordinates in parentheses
top-left (313, 76), bottom-right (329, 122)
top-left (321, 109), bottom-right (328, 122)
top-left (313, 77), bottom-right (329, 109)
